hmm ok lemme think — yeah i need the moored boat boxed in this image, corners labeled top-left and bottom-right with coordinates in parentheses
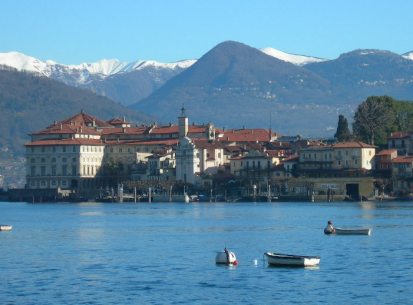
top-left (215, 248), bottom-right (238, 265)
top-left (331, 227), bottom-right (371, 235)
top-left (264, 252), bottom-right (320, 267)
top-left (0, 224), bottom-right (12, 231)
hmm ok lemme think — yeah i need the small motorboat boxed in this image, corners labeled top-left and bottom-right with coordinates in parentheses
top-left (325, 227), bottom-right (371, 235)
top-left (264, 252), bottom-right (320, 267)
top-left (215, 248), bottom-right (238, 265)
top-left (0, 224), bottom-right (12, 231)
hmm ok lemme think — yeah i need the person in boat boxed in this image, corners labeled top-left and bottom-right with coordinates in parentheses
top-left (224, 247), bottom-right (230, 263)
top-left (324, 220), bottom-right (336, 234)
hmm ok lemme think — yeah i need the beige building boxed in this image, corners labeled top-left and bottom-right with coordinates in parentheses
top-left (299, 141), bottom-right (376, 172)
top-left (26, 114), bottom-right (106, 190)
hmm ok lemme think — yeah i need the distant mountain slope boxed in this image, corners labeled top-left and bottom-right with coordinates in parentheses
top-left (260, 47), bottom-right (326, 65)
top-left (306, 49), bottom-right (413, 100)
top-left (80, 65), bottom-right (188, 105)
top-left (130, 41), bottom-right (337, 135)
top-left (131, 43), bottom-right (413, 136)
top-left (0, 67), bottom-right (150, 155)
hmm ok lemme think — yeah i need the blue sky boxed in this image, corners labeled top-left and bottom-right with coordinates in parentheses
top-left (1, 0), bottom-right (412, 64)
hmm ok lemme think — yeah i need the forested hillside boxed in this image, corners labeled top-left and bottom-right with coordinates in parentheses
top-left (0, 67), bottom-right (150, 156)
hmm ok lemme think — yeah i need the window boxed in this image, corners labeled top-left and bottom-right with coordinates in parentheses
top-left (52, 147), bottom-right (56, 152)
top-left (72, 146), bottom-right (76, 152)
top-left (51, 157), bottom-right (56, 163)
top-left (62, 146), bottom-right (66, 153)
top-left (72, 157), bottom-right (76, 163)
top-left (62, 165), bottom-right (67, 176)
top-left (41, 158), bottom-right (45, 163)
top-left (72, 166), bottom-right (76, 176)
top-left (62, 157), bottom-right (67, 163)
top-left (31, 158), bottom-right (35, 163)
top-left (51, 165), bottom-right (56, 176)
top-left (31, 166), bottom-right (36, 176)
top-left (41, 146), bottom-right (45, 152)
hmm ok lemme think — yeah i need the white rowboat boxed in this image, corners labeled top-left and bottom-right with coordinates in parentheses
top-left (325, 227), bottom-right (372, 235)
top-left (215, 249), bottom-right (238, 265)
top-left (264, 252), bottom-right (320, 267)
top-left (0, 225), bottom-right (12, 231)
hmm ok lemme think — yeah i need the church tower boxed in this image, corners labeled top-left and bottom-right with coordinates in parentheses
top-left (178, 107), bottom-right (188, 139)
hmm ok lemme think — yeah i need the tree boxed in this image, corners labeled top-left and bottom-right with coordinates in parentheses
top-left (334, 114), bottom-right (352, 142)
top-left (353, 96), bottom-right (396, 145)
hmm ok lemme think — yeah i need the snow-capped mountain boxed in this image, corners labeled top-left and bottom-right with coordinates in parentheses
top-left (402, 51), bottom-right (413, 61)
top-left (0, 51), bottom-right (196, 85)
top-left (260, 47), bottom-right (327, 65)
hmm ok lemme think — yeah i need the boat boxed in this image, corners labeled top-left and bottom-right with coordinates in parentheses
top-left (264, 252), bottom-right (320, 267)
top-left (0, 224), bottom-right (12, 231)
top-left (326, 227), bottom-right (371, 235)
top-left (215, 248), bottom-right (238, 265)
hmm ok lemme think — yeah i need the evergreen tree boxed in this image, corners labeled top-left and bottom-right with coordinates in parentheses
top-left (334, 114), bottom-right (352, 142)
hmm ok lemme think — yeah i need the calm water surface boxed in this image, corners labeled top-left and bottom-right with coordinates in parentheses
top-left (1, 201), bottom-right (412, 305)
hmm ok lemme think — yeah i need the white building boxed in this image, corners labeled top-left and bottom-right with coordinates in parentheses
top-left (175, 108), bottom-right (225, 184)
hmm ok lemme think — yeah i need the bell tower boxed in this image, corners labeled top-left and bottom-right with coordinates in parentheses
top-left (178, 106), bottom-right (188, 139)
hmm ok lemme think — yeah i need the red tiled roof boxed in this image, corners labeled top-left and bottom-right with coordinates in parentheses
top-left (332, 141), bottom-right (376, 148)
top-left (107, 118), bottom-right (130, 125)
top-left (31, 124), bottom-right (101, 136)
top-left (101, 127), bottom-right (147, 135)
top-left (266, 150), bottom-right (283, 157)
top-left (25, 138), bottom-right (103, 146)
top-left (193, 139), bottom-right (224, 149)
top-left (59, 111), bottom-right (112, 127)
top-left (105, 139), bottom-right (179, 146)
top-left (388, 131), bottom-right (410, 139)
top-left (376, 149), bottom-right (397, 156)
top-left (392, 156), bottom-right (413, 164)
top-left (219, 129), bottom-right (272, 142)
top-left (282, 155), bottom-right (299, 162)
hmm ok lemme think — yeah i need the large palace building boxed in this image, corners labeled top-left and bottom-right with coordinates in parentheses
top-left (25, 109), bottom-right (277, 195)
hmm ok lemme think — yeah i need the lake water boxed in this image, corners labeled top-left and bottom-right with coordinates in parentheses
top-left (1, 200), bottom-right (412, 305)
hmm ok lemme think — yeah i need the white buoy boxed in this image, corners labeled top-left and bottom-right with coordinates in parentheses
top-left (253, 259), bottom-right (258, 266)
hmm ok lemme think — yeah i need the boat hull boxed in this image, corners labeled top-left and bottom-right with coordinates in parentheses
top-left (0, 225), bottom-right (12, 231)
top-left (215, 250), bottom-right (238, 265)
top-left (264, 252), bottom-right (320, 267)
top-left (334, 227), bottom-right (371, 235)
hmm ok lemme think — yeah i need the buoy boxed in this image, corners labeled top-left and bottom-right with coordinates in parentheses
top-left (253, 259), bottom-right (258, 266)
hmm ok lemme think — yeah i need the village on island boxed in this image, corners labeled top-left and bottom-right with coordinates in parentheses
top-left (5, 107), bottom-right (413, 203)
